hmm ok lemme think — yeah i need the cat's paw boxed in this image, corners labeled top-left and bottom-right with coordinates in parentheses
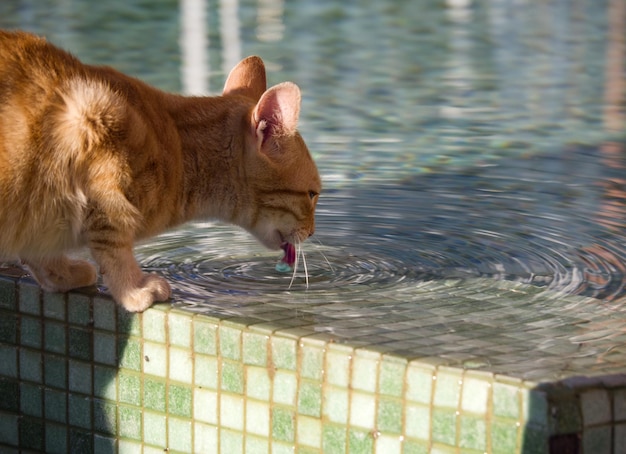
top-left (119, 273), bottom-right (171, 313)
top-left (24, 257), bottom-right (97, 292)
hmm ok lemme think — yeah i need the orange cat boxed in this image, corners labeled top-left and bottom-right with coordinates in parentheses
top-left (0, 30), bottom-right (321, 312)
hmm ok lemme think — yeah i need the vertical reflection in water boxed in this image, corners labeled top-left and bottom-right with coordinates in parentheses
top-left (257, 0), bottom-right (285, 43)
top-left (219, 0), bottom-right (241, 77)
top-left (180, 0), bottom-right (209, 94)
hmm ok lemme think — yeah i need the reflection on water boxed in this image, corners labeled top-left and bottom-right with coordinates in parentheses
top-left (0, 0), bottom-right (624, 306)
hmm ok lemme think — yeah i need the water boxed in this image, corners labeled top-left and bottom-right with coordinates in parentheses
top-left (1, 0), bottom-right (624, 311)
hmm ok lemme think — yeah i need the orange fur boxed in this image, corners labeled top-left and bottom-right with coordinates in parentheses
top-left (0, 30), bottom-right (320, 312)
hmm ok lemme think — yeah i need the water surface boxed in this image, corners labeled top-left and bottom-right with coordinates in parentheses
top-left (1, 0), bottom-right (624, 311)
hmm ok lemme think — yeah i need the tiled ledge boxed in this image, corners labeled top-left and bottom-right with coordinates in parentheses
top-left (0, 270), bottom-right (625, 453)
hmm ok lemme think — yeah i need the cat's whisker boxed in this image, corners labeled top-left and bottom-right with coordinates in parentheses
top-left (288, 243), bottom-right (299, 289)
top-left (301, 243), bottom-right (309, 289)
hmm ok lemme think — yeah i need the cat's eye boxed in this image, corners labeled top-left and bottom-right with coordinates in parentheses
top-left (308, 191), bottom-right (318, 200)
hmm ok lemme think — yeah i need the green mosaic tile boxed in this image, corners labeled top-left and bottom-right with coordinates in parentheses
top-left (45, 355), bottom-right (67, 389)
top-left (68, 360), bottom-right (92, 395)
top-left (68, 393), bottom-right (92, 430)
top-left (194, 354), bottom-right (218, 389)
top-left (298, 380), bottom-right (322, 417)
top-left (243, 331), bottom-right (268, 366)
top-left (20, 382), bottom-right (43, 417)
top-left (93, 365), bottom-right (117, 401)
top-left (68, 295), bottom-right (91, 326)
top-left (117, 439), bottom-right (141, 453)
top-left (69, 427), bottom-right (93, 452)
top-left (45, 423), bottom-right (68, 454)
top-left (143, 378), bottom-right (166, 413)
top-left (615, 389), bottom-right (626, 422)
top-left (584, 426), bottom-right (612, 454)
top-left (296, 447), bottom-right (320, 454)
top-left (68, 328), bottom-right (91, 361)
top-left (323, 386), bottom-right (349, 425)
top-left (432, 409), bottom-right (457, 446)
top-left (405, 403), bottom-right (430, 441)
top-left (551, 398), bottom-right (582, 434)
top-left (194, 422), bottom-right (218, 453)
top-left (325, 345), bottom-right (352, 387)
top-left (0, 312), bottom-right (17, 344)
top-left (272, 407), bottom-right (295, 442)
top-left (221, 428), bottom-right (243, 454)
top-left (297, 415), bottom-right (322, 449)
top-left (169, 383), bottom-right (192, 417)
top-left (119, 338), bottom-right (142, 372)
top-left (44, 322), bottom-right (66, 354)
top-left (379, 356), bottom-right (406, 397)
top-left (352, 350), bottom-right (380, 393)
top-left (94, 434), bottom-right (116, 454)
top-left (0, 344), bottom-right (18, 378)
top-left (20, 348), bottom-right (43, 383)
top-left (406, 365), bottom-right (435, 405)
top-left (93, 332), bottom-right (116, 365)
top-left (45, 389), bottom-right (67, 424)
top-left (169, 346), bottom-right (193, 384)
top-left (459, 415), bottom-right (487, 451)
top-left (43, 292), bottom-right (66, 321)
top-left (377, 397), bottom-right (403, 434)
top-left (21, 316), bottom-right (42, 348)
top-left (272, 336), bottom-right (297, 371)
top-left (221, 393), bottom-right (244, 431)
top-left (350, 392), bottom-right (376, 429)
top-left (20, 416), bottom-right (44, 451)
top-left (247, 366), bottom-right (271, 401)
top-left (349, 429), bottom-right (374, 454)
top-left (246, 399), bottom-right (270, 437)
top-left (117, 308), bottom-right (140, 336)
top-left (143, 341), bottom-right (167, 377)
top-left (492, 381), bottom-right (521, 419)
top-left (92, 296), bottom-right (116, 331)
top-left (492, 419), bottom-right (520, 454)
top-left (274, 370), bottom-right (297, 406)
top-left (143, 411), bottom-right (166, 447)
top-left (119, 373), bottom-right (141, 406)
top-left (93, 398), bottom-right (117, 433)
top-left (194, 320), bottom-right (217, 355)
top-left (322, 424), bottom-right (346, 454)
top-left (300, 339), bottom-right (324, 381)
top-left (142, 309), bottom-right (166, 343)
top-left (461, 373), bottom-right (491, 415)
top-left (523, 388), bottom-right (548, 428)
top-left (403, 440), bottom-right (429, 454)
top-left (273, 441), bottom-right (296, 454)
top-left (0, 412), bottom-right (19, 445)
top-left (168, 312), bottom-right (191, 347)
top-left (0, 378), bottom-right (19, 412)
top-left (434, 368), bottom-right (462, 409)
top-left (581, 389), bottom-right (611, 426)
top-left (0, 277), bottom-right (17, 310)
top-left (19, 282), bottom-right (41, 315)
top-left (118, 404), bottom-right (142, 440)
top-left (219, 325), bottom-right (242, 360)
top-left (221, 360), bottom-right (244, 394)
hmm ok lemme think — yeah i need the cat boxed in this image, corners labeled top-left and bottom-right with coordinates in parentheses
top-left (0, 30), bottom-right (321, 312)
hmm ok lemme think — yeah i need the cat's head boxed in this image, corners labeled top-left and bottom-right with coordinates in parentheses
top-left (224, 56), bottom-right (321, 264)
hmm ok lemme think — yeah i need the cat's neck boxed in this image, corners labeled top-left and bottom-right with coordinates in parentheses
top-left (164, 94), bottom-right (255, 225)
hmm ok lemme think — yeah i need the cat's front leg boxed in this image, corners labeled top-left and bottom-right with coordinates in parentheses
top-left (23, 256), bottom-right (97, 292)
top-left (90, 243), bottom-right (171, 312)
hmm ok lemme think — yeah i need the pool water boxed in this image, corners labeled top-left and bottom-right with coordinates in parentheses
top-left (0, 0), bottom-right (624, 306)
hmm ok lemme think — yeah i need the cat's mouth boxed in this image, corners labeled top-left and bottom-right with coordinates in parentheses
top-left (280, 242), bottom-right (297, 267)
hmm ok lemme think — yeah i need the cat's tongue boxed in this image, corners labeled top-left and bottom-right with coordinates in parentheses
top-left (275, 242), bottom-right (296, 273)
top-left (281, 242), bottom-right (296, 267)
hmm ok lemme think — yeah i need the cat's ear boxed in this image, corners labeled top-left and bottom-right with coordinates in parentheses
top-left (252, 82), bottom-right (301, 150)
top-left (223, 56), bottom-right (267, 101)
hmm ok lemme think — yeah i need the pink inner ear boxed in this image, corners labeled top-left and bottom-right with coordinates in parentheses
top-left (253, 82), bottom-right (301, 137)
